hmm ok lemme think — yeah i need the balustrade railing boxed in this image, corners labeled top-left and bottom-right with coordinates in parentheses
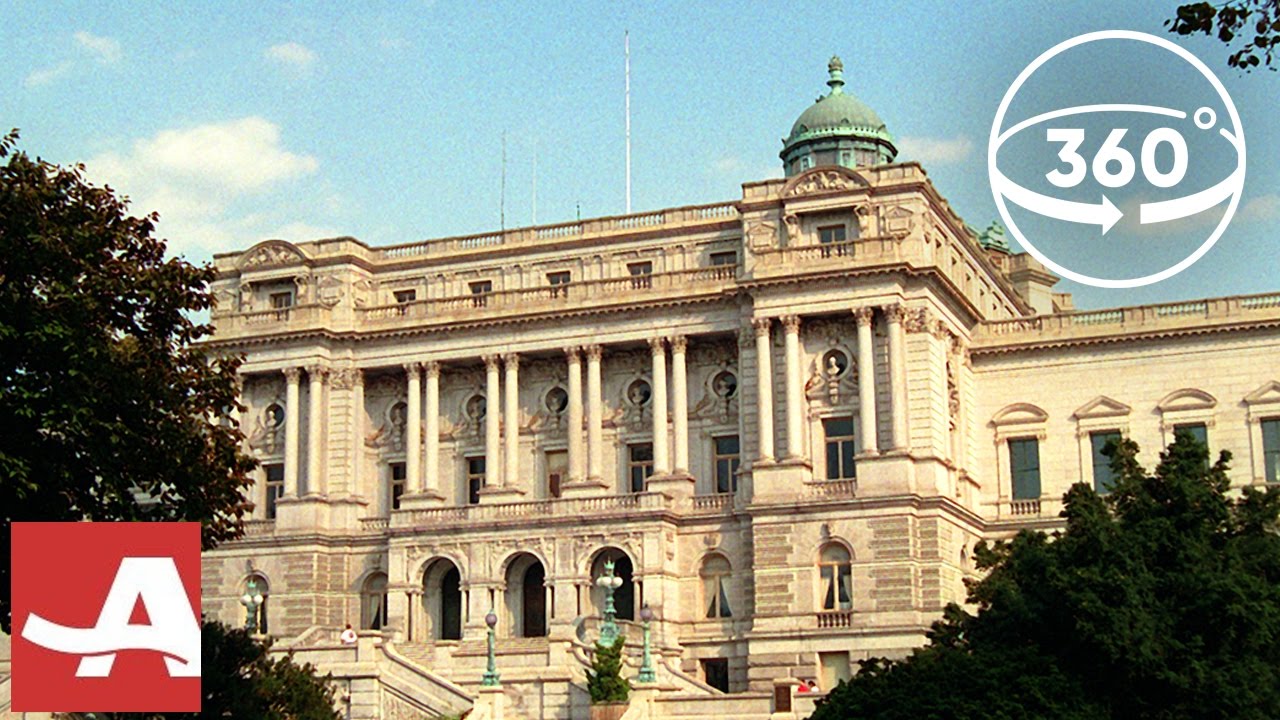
top-left (980, 292), bottom-right (1280, 342)
top-left (816, 611), bottom-right (854, 629)
top-left (1009, 499), bottom-right (1042, 517)
top-left (692, 493), bottom-right (734, 512)
top-left (804, 480), bottom-right (857, 499)
top-left (392, 492), bottom-right (668, 526)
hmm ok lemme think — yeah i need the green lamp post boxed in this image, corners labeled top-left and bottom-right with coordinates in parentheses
top-left (481, 610), bottom-right (501, 686)
top-left (240, 578), bottom-right (263, 633)
top-left (596, 559), bottom-right (623, 647)
top-left (637, 604), bottom-right (657, 683)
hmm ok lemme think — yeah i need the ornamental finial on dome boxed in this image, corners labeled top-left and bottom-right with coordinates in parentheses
top-left (827, 55), bottom-right (845, 95)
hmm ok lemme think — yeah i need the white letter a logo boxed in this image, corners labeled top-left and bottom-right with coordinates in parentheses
top-left (21, 557), bottom-right (201, 677)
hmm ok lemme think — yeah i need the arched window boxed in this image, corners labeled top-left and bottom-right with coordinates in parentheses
top-left (361, 572), bottom-right (388, 630)
top-left (818, 544), bottom-right (852, 612)
top-left (244, 574), bottom-right (269, 634)
top-left (701, 554), bottom-right (732, 619)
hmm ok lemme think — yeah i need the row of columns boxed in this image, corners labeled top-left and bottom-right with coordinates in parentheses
top-left (280, 365), bottom-right (329, 498)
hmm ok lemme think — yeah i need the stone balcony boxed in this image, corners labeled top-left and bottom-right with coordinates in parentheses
top-left (388, 491), bottom-right (672, 531)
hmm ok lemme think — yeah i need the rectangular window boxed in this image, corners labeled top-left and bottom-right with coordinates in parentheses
top-left (264, 463), bottom-right (284, 519)
top-left (466, 456), bottom-right (485, 505)
top-left (819, 651), bottom-right (852, 690)
top-left (389, 462), bottom-right (406, 511)
top-left (818, 225), bottom-right (849, 258)
top-left (393, 289), bottom-right (417, 304)
top-left (1264, 419), bottom-right (1280, 484)
top-left (547, 271), bottom-right (571, 298)
top-left (1174, 422), bottom-right (1208, 447)
top-left (710, 251), bottom-right (737, 267)
top-left (628, 261), bottom-right (653, 289)
top-left (1009, 438), bottom-right (1041, 500)
top-left (469, 280), bottom-right (493, 308)
top-left (545, 450), bottom-right (567, 499)
top-left (269, 291), bottom-right (294, 309)
top-left (713, 436), bottom-right (740, 494)
top-left (1090, 431), bottom-right (1122, 494)
top-left (823, 417), bottom-right (857, 481)
top-left (701, 658), bottom-right (730, 693)
top-left (628, 443), bottom-right (654, 493)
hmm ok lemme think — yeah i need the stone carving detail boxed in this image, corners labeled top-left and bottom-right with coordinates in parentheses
top-left (947, 359), bottom-right (961, 430)
top-left (315, 275), bottom-right (344, 307)
top-left (903, 308), bottom-right (930, 333)
top-left (239, 282), bottom-right (254, 312)
top-left (783, 169), bottom-right (856, 197)
top-left (366, 399), bottom-right (408, 453)
top-left (805, 347), bottom-right (857, 407)
top-left (745, 217), bottom-right (778, 251)
top-left (691, 367), bottom-right (739, 423)
top-left (351, 277), bottom-right (373, 308)
top-left (212, 287), bottom-right (236, 316)
top-left (247, 402), bottom-right (285, 455)
top-left (293, 274), bottom-right (312, 304)
top-left (241, 242), bottom-right (304, 268)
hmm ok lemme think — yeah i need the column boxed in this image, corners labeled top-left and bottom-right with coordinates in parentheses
top-left (404, 363), bottom-right (422, 494)
top-left (503, 353), bottom-right (520, 487)
top-left (351, 369), bottom-right (365, 494)
top-left (886, 304), bottom-right (909, 450)
top-left (283, 367), bottom-right (302, 497)
top-left (752, 319), bottom-right (775, 462)
top-left (424, 361), bottom-right (441, 496)
top-left (566, 347), bottom-right (585, 483)
top-left (781, 315), bottom-right (804, 460)
top-left (855, 307), bottom-right (879, 454)
top-left (484, 355), bottom-right (501, 487)
top-left (649, 338), bottom-right (669, 476)
top-left (306, 364), bottom-right (327, 495)
top-left (586, 345), bottom-right (604, 482)
top-left (670, 336), bottom-right (689, 475)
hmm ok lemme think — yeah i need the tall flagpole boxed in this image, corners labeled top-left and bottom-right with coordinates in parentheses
top-left (625, 30), bottom-right (631, 215)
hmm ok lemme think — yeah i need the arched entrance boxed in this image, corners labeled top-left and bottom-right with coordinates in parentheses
top-left (504, 553), bottom-right (548, 638)
top-left (422, 558), bottom-right (463, 641)
top-left (590, 548), bottom-right (634, 621)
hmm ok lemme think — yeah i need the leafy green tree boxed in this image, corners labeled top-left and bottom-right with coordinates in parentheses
top-left (1168, 0), bottom-right (1280, 70)
top-left (812, 433), bottom-right (1280, 720)
top-left (587, 635), bottom-right (631, 704)
top-left (0, 131), bottom-right (256, 632)
top-left (80, 620), bottom-right (341, 720)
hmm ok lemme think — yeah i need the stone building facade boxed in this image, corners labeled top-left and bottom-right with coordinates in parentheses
top-left (188, 61), bottom-right (1280, 720)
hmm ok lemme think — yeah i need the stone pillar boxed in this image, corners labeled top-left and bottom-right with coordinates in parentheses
top-left (404, 363), bottom-right (422, 494)
top-left (424, 362), bottom-right (441, 497)
top-left (650, 338), bottom-right (669, 476)
top-left (781, 315), bottom-right (804, 460)
top-left (586, 345), bottom-right (604, 483)
top-left (671, 336), bottom-right (690, 475)
top-left (283, 367), bottom-right (302, 497)
top-left (855, 307), bottom-right (879, 455)
top-left (351, 369), bottom-right (365, 494)
top-left (886, 304), bottom-right (909, 450)
top-left (566, 347), bottom-right (584, 483)
top-left (752, 318), bottom-right (775, 462)
top-left (484, 355), bottom-right (501, 487)
top-left (306, 364), bottom-right (327, 495)
top-left (503, 353), bottom-right (520, 487)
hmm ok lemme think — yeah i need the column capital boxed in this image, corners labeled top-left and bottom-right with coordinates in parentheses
top-left (780, 314), bottom-right (801, 334)
top-left (503, 352), bottom-right (520, 369)
top-left (751, 317), bottom-right (772, 337)
top-left (283, 366), bottom-right (303, 382)
top-left (424, 360), bottom-right (441, 379)
top-left (331, 367), bottom-right (361, 390)
top-left (305, 364), bottom-right (329, 380)
top-left (483, 354), bottom-right (501, 370)
top-left (883, 304), bottom-right (904, 323)
top-left (670, 336), bottom-right (688, 354)
top-left (403, 361), bottom-right (422, 375)
top-left (584, 344), bottom-right (603, 362)
top-left (564, 345), bottom-right (582, 361)
top-left (853, 306), bottom-right (875, 326)
top-left (648, 337), bottom-right (666, 355)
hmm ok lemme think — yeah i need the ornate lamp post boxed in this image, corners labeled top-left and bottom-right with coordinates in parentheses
top-left (596, 558), bottom-right (624, 647)
top-left (637, 604), bottom-right (657, 683)
top-left (481, 610), bottom-right (501, 687)
top-left (240, 579), bottom-right (264, 633)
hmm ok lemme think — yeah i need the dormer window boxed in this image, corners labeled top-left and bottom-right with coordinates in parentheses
top-left (819, 225), bottom-right (848, 257)
top-left (269, 291), bottom-right (294, 309)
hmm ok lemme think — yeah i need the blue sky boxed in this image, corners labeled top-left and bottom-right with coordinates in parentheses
top-left (3, 1), bottom-right (1275, 310)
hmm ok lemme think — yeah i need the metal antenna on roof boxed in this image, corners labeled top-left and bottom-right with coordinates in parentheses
top-left (625, 30), bottom-right (632, 215)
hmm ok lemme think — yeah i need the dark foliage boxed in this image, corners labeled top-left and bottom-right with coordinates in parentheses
top-left (1168, 0), bottom-right (1280, 70)
top-left (587, 635), bottom-right (631, 704)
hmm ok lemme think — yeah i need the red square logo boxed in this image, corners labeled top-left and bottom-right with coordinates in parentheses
top-left (11, 522), bottom-right (202, 712)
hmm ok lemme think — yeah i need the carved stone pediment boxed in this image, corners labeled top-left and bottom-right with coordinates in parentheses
top-left (781, 166), bottom-right (869, 198)
top-left (238, 240), bottom-right (307, 270)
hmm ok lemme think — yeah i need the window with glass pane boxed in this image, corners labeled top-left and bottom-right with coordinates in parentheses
top-left (361, 573), bottom-right (388, 630)
top-left (819, 544), bottom-right (852, 611)
top-left (1174, 422), bottom-right (1208, 447)
top-left (469, 280), bottom-right (492, 307)
top-left (701, 555), bottom-right (733, 618)
top-left (1009, 438), bottom-right (1041, 500)
top-left (1263, 419), bottom-right (1280, 484)
top-left (628, 443), bottom-right (654, 493)
top-left (823, 417), bottom-right (856, 480)
top-left (269, 291), bottom-right (293, 309)
top-left (819, 225), bottom-right (848, 257)
top-left (547, 271), bottom-right (571, 298)
top-left (389, 462), bottom-right (406, 511)
top-left (1090, 431), bottom-right (1122, 494)
top-left (710, 251), bottom-right (737, 267)
top-left (466, 456), bottom-right (485, 505)
top-left (628, 262), bottom-right (653, 289)
top-left (393, 289), bottom-right (416, 304)
top-left (713, 436), bottom-right (740, 493)
top-left (264, 463), bottom-right (284, 519)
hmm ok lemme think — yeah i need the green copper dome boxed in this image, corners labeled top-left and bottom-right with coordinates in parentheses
top-left (781, 57), bottom-right (897, 176)
top-left (978, 220), bottom-right (1012, 254)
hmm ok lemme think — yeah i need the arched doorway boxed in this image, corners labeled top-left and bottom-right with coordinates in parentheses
top-left (423, 558), bottom-right (463, 641)
top-left (590, 548), bottom-right (634, 621)
top-left (504, 553), bottom-right (548, 638)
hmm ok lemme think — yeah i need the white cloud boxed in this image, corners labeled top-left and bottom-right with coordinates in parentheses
top-left (74, 31), bottom-right (122, 64)
top-left (24, 61), bottom-right (73, 87)
top-left (897, 135), bottom-right (974, 166)
top-left (265, 42), bottom-right (317, 71)
top-left (1241, 193), bottom-right (1280, 223)
top-left (85, 118), bottom-right (323, 259)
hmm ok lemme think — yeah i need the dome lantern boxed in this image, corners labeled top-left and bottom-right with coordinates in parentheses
top-left (781, 56), bottom-right (897, 176)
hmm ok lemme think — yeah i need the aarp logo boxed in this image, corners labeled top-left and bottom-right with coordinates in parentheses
top-left (12, 522), bottom-right (202, 712)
